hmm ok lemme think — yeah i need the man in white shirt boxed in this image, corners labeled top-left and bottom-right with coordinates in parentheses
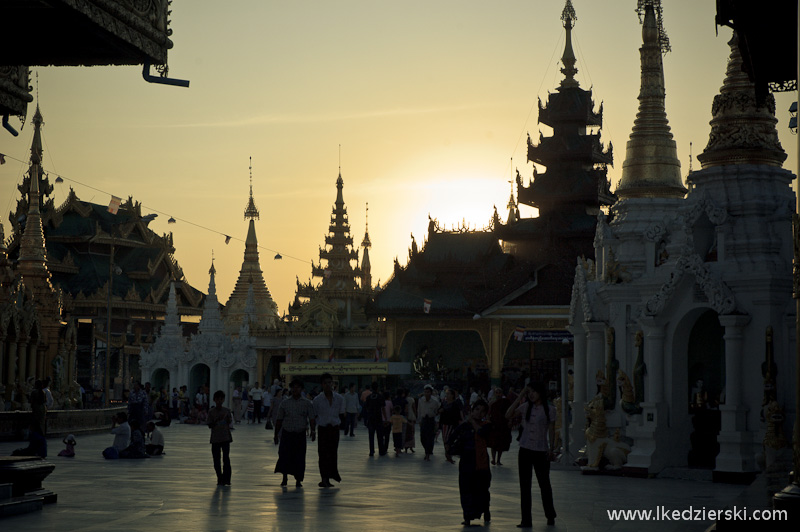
top-left (103, 412), bottom-right (131, 459)
top-left (312, 373), bottom-right (345, 488)
top-left (418, 385), bottom-right (441, 461)
top-left (250, 383), bottom-right (265, 424)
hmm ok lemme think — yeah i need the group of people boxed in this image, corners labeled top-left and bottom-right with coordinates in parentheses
top-left (106, 376), bottom-right (558, 527)
top-left (102, 411), bottom-right (165, 459)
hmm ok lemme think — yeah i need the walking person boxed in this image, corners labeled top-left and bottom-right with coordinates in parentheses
top-left (312, 373), bottom-right (345, 488)
top-left (488, 387), bottom-right (512, 465)
top-left (506, 382), bottom-right (557, 528)
top-left (364, 385), bottom-right (385, 456)
top-left (232, 386), bottom-right (242, 423)
top-left (208, 390), bottom-right (233, 486)
top-left (447, 399), bottom-right (492, 526)
top-left (344, 383), bottom-right (359, 436)
top-left (418, 385), bottom-right (440, 461)
top-left (404, 387), bottom-right (417, 452)
top-left (250, 382), bottom-right (264, 424)
top-left (274, 379), bottom-right (316, 487)
top-left (439, 388), bottom-right (464, 463)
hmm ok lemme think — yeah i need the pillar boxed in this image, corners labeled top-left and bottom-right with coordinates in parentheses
top-left (715, 314), bottom-right (755, 476)
top-left (489, 321), bottom-right (503, 387)
top-left (386, 321), bottom-right (397, 359)
top-left (27, 343), bottom-right (37, 381)
top-left (582, 322), bottom-right (606, 400)
top-left (6, 341), bottom-right (16, 387)
top-left (17, 340), bottom-right (27, 385)
top-left (567, 325), bottom-right (587, 452)
top-left (641, 318), bottom-right (666, 403)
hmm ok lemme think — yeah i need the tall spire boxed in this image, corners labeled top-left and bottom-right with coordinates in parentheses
top-left (559, 0), bottom-right (579, 89)
top-left (17, 103), bottom-right (54, 295)
top-left (506, 181), bottom-right (518, 224)
top-left (223, 163), bottom-right (279, 333)
top-left (615, 1), bottom-right (685, 199)
top-left (697, 33), bottom-right (786, 168)
top-left (199, 259), bottom-right (224, 335)
top-left (162, 281), bottom-right (181, 336)
top-left (244, 157), bottom-right (260, 220)
top-left (361, 203), bottom-right (372, 290)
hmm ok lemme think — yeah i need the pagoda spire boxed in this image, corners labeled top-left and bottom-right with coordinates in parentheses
top-left (244, 157), bottom-right (259, 220)
top-left (615, 1), bottom-right (685, 199)
top-left (199, 259), bottom-right (224, 335)
top-left (162, 281), bottom-right (181, 336)
top-left (559, 0), bottom-right (579, 89)
top-left (223, 164), bottom-right (279, 334)
top-left (697, 33), bottom-right (786, 168)
top-left (506, 181), bottom-right (518, 224)
top-left (361, 203), bottom-right (372, 290)
top-left (17, 103), bottom-right (55, 298)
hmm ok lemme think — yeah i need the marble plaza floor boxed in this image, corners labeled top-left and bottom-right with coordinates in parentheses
top-left (0, 422), bottom-right (753, 531)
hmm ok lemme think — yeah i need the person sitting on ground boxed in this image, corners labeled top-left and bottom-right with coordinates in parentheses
top-left (102, 412), bottom-right (131, 459)
top-left (120, 419), bottom-right (148, 458)
top-left (58, 434), bottom-right (77, 457)
top-left (145, 421), bottom-right (165, 455)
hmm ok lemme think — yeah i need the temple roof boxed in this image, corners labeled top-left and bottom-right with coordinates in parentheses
top-left (375, 228), bottom-right (539, 316)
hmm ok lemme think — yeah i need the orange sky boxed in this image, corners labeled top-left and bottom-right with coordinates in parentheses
top-left (1, 1), bottom-right (796, 312)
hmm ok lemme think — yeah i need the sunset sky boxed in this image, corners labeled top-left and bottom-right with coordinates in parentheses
top-left (1, 1), bottom-right (797, 312)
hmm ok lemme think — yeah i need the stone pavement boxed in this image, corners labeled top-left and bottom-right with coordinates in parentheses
top-left (0, 422), bottom-right (750, 531)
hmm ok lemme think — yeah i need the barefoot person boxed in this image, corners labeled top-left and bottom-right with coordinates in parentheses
top-left (312, 373), bottom-right (345, 488)
top-left (447, 399), bottom-right (492, 526)
top-left (208, 390), bottom-right (233, 486)
top-left (274, 379), bottom-right (316, 487)
top-left (506, 382), bottom-right (557, 528)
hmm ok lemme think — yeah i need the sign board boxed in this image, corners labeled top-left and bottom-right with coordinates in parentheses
top-left (280, 362), bottom-right (389, 376)
top-left (522, 330), bottom-right (573, 343)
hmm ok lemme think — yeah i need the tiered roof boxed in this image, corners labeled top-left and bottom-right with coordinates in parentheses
top-left (518, 2), bottom-right (614, 214)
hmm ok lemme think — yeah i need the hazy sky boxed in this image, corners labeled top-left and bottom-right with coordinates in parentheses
top-left (1, 1), bottom-right (796, 312)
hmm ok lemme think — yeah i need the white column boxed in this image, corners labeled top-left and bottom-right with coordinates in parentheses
top-left (716, 314), bottom-right (755, 475)
top-left (583, 322), bottom-right (606, 400)
top-left (640, 318), bottom-right (666, 403)
top-left (567, 325), bottom-right (587, 452)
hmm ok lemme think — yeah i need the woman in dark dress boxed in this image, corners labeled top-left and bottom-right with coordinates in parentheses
top-left (488, 387), bottom-right (512, 465)
top-left (439, 388), bottom-right (464, 463)
top-left (446, 399), bottom-right (492, 526)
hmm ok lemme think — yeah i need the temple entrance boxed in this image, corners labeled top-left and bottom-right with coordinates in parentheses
top-left (189, 363), bottom-right (210, 398)
top-left (229, 369), bottom-right (249, 388)
top-left (686, 309), bottom-right (724, 468)
top-left (400, 330), bottom-right (486, 392)
top-left (151, 368), bottom-right (170, 394)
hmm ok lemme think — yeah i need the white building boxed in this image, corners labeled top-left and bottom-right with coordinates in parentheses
top-left (569, 4), bottom-right (795, 480)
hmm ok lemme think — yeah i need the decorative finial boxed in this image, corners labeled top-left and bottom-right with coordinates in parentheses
top-left (244, 157), bottom-right (260, 220)
top-left (559, 0), bottom-right (579, 89)
top-left (636, 0), bottom-right (670, 54)
top-left (209, 250), bottom-right (216, 275)
top-left (361, 202), bottom-right (371, 248)
top-left (688, 142), bottom-right (693, 173)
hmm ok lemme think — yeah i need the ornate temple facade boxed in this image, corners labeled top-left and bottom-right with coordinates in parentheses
top-left (377, 1), bottom-right (612, 389)
top-left (0, 105), bottom-right (76, 408)
top-left (2, 105), bottom-right (205, 402)
top-left (569, 3), bottom-right (795, 479)
top-left (141, 170), bottom-right (381, 392)
top-left (140, 268), bottom-right (256, 398)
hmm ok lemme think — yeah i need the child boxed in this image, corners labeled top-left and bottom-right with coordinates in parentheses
top-left (58, 434), bottom-right (77, 457)
top-left (390, 405), bottom-right (406, 456)
top-left (145, 421), bottom-right (165, 455)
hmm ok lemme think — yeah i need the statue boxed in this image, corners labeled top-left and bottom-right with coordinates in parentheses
top-left (617, 369), bottom-right (642, 415)
top-left (595, 369), bottom-right (607, 398)
top-left (632, 331), bottom-right (646, 406)
top-left (603, 249), bottom-right (631, 284)
top-left (603, 327), bottom-right (618, 411)
top-left (582, 394), bottom-right (631, 471)
top-left (52, 354), bottom-right (65, 393)
top-left (763, 399), bottom-right (788, 468)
